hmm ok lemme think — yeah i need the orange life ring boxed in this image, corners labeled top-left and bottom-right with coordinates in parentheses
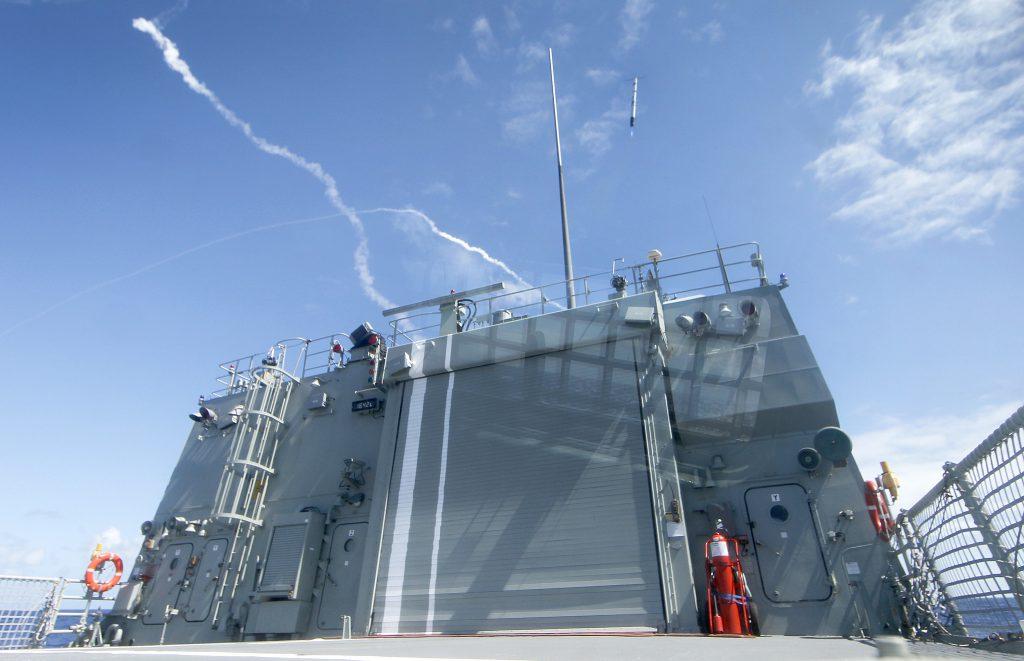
top-left (84, 552), bottom-right (123, 593)
top-left (864, 479), bottom-right (895, 541)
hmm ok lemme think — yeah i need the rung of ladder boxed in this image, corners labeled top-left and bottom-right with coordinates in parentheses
top-left (231, 459), bottom-right (276, 475)
top-left (245, 410), bottom-right (287, 425)
top-left (214, 513), bottom-right (264, 527)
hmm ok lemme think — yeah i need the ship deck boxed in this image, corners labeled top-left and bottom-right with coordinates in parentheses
top-left (6, 635), bottom-right (1020, 660)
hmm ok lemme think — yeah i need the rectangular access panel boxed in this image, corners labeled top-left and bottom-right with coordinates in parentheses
top-left (744, 484), bottom-right (832, 603)
top-left (372, 339), bottom-right (665, 634)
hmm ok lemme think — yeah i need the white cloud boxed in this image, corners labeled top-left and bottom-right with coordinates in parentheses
top-left (0, 536), bottom-right (46, 573)
top-left (807, 0), bottom-right (1024, 244)
top-left (546, 23), bottom-right (578, 49)
top-left (23, 548), bottom-right (45, 567)
top-left (503, 110), bottom-right (547, 143)
top-left (504, 6), bottom-right (521, 33)
top-left (451, 54), bottom-right (479, 85)
top-left (585, 68), bottom-right (620, 86)
top-left (684, 20), bottom-right (724, 43)
top-left (850, 401), bottom-right (1019, 506)
top-left (517, 41), bottom-right (547, 72)
top-left (576, 101), bottom-right (630, 158)
top-left (501, 81), bottom-right (574, 143)
top-left (472, 16), bottom-right (497, 54)
top-left (432, 17), bottom-right (455, 33)
top-left (95, 526), bottom-right (123, 549)
top-left (844, 294), bottom-right (859, 305)
top-left (619, 0), bottom-right (654, 53)
top-left (422, 181), bottom-right (454, 197)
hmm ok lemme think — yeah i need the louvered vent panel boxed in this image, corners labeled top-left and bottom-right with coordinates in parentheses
top-left (259, 524), bottom-right (306, 593)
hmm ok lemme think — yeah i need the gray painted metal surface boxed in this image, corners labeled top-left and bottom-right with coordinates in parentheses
top-left (5, 635), bottom-right (1021, 660)
top-left (371, 335), bottom-right (666, 634)
top-left (66, 251), bottom-right (926, 650)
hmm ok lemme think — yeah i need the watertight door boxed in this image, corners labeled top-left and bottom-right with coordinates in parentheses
top-left (184, 538), bottom-right (228, 622)
top-left (141, 542), bottom-right (194, 624)
top-left (316, 523), bottom-right (369, 630)
top-left (744, 484), bottom-right (831, 603)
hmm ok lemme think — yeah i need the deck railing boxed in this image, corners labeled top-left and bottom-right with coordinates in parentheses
top-left (387, 242), bottom-right (770, 345)
top-left (892, 404), bottom-right (1024, 639)
top-left (210, 331), bottom-right (354, 398)
top-left (0, 576), bottom-right (121, 649)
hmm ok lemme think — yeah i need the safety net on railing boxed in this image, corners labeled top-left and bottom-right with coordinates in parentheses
top-left (0, 575), bottom-right (59, 649)
top-left (893, 405), bottom-right (1024, 639)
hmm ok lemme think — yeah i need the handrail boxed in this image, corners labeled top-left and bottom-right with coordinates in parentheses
top-left (386, 242), bottom-right (769, 345)
top-left (203, 244), bottom-right (770, 394)
top-left (0, 575), bottom-right (124, 649)
top-left (891, 403), bottom-right (1024, 639)
top-left (209, 331), bottom-right (358, 399)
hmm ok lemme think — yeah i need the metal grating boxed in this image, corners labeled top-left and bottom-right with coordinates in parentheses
top-left (0, 576), bottom-right (57, 649)
top-left (259, 524), bottom-right (306, 593)
top-left (893, 405), bottom-right (1024, 639)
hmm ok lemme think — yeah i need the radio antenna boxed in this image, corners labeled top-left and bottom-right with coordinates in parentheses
top-left (548, 48), bottom-right (576, 309)
top-left (703, 195), bottom-right (732, 293)
top-left (702, 194), bottom-right (721, 247)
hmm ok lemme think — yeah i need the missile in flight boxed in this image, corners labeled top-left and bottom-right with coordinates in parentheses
top-left (629, 76), bottom-right (639, 128)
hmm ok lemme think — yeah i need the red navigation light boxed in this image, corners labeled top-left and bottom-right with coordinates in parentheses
top-left (332, 343), bottom-right (343, 354)
top-left (368, 334), bottom-right (379, 346)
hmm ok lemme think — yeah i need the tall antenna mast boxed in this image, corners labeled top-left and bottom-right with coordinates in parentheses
top-left (548, 48), bottom-right (576, 309)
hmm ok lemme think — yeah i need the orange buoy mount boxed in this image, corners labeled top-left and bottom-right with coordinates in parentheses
top-left (84, 552), bottom-right (123, 593)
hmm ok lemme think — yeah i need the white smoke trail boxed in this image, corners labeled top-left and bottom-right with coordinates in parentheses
top-left (132, 17), bottom-right (395, 310)
top-left (359, 208), bottom-right (565, 312)
top-left (358, 207), bottom-right (532, 289)
top-left (152, 0), bottom-right (189, 29)
top-left (0, 212), bottom-right (343, 339)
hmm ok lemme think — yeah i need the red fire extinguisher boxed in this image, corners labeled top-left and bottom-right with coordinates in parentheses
top-left (705, 526), bottom-right (754, 635)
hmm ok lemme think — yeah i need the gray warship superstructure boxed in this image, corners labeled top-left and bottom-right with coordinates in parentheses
top-left (91, 242), bottom-right (912, 646)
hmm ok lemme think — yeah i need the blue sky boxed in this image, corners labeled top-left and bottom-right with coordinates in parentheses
top-left (0, 0), bottom-right (1021, 576)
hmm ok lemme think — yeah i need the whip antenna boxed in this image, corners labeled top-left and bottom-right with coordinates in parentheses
top-left (548, 48), bottom-right (576, 309)
top-left (702, 195), bottom-right (732, 293)
top-left (702, 194), bottom-right (722, 247)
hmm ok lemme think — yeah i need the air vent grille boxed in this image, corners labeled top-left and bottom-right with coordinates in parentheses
top-left (259, 524), bottom-right (305, 593)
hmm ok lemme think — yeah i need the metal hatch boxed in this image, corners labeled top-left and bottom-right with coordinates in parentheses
top-left (184, 538), bottom-right (227, 622)
top-left (141, 542), bottom-right (193, 625)
top-left (316, 523), bottom-right (368, 630)
top-left (744, 484), bottom-right (832, 603)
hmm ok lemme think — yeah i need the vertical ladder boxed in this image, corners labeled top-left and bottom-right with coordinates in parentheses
top-left (209, 362), bottom-right (297, 629)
